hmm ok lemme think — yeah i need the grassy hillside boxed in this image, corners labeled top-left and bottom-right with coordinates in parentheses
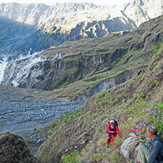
top-left (0, 16), bottom-right (36, 54)
top-left (36, 16), bottom-right (163, 162)
top-left (0, 16), bottom-right (66, 54)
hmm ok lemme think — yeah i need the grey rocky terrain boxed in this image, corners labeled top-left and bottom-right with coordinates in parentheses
top-left (0, 86), bottom-right (84, 135)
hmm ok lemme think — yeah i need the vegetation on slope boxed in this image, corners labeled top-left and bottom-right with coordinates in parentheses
top-left (0, 16), bottom-right (36, 54)
top-left (36, 38), bottom-right (163, 162)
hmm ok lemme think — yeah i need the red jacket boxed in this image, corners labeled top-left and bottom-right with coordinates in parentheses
top-left (107, 124), bottom-right (122, 137)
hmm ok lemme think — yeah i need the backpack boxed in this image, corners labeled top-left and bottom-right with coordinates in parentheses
top-left (113, 120), bottom-right (118, 128)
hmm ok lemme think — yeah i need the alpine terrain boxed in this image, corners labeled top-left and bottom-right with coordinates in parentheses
top-left (0, 0), bottom-right (162, 163)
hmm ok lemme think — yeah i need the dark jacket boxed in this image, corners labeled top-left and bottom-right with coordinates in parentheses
top-left (148, 135), bottom-right (163, 163)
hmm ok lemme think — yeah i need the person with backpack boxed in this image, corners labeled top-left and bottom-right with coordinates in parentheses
top-left (137, 126), bottom-right (163, 163)
top-left (106, 120), bottom-right (122, 147)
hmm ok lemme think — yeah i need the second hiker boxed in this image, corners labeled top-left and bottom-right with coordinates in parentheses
top-left (106, 120), bottom-right (122, 147)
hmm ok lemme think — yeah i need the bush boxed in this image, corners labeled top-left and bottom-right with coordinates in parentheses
top-left (62, 150), bottom-right (82, 163)
top-left (148, 102), bottom-right (163, 134)
top-left (51, 122), bottom-right (57, 129)
top-left (96, 92), bottom-right (105, 103)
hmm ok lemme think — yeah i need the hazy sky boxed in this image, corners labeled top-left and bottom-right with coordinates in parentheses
top-left (0, 0), bottom-right (132, 6)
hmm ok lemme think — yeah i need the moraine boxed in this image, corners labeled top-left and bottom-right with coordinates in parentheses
top-left (0, 86), bottom-right (84, 135)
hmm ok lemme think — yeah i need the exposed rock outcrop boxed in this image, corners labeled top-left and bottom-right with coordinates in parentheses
top-left (0, 131), bottom-right (36, 163)
top-left (120, 133), bottom-right (139, 160)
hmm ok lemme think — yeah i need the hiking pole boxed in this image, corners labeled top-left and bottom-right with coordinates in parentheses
top-left (122, 129), bottom-right (146, 132)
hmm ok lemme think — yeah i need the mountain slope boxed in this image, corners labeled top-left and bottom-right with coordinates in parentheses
top-left (0, 16), bottom-right (36, 53)
top-left (0, 0), bottom-right (162, 54)
top-left (35, 16), bottom-right (163, 162)
top-left (1, 15), bottom-right (162, 103)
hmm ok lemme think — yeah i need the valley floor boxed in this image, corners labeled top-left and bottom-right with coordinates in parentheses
top-left (0, 86), bottom-right (84, 154)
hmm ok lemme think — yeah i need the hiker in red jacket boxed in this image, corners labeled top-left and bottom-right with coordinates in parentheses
top-left (106, 120), bottom-right (122, 147)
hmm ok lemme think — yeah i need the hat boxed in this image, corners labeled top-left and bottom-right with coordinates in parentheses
top-left (110, 120), bottom-right (114, 124)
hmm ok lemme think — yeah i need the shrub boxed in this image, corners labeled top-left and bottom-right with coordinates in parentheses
top-left (51, 122), bottom-right (57, 129)
top-left (96, 92), bottom-right (105, 103)
top-left (62, 150), bottom-right (82, 163)
top-left (148, 102), bottom-right (163, 134)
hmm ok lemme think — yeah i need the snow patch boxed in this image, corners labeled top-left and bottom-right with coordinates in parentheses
top-left (0, 58), bottom-right (8, 84)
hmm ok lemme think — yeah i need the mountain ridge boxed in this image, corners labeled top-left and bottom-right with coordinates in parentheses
top-left (0, 0), bottom-right (162, 54)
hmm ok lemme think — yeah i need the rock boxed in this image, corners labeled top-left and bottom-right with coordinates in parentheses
top-left (37, 139), bottom-right (41, 144)
top-left (127, 117), bottom-right (132, 121)
top-left (120, 133), bottom-right (139, 160)
top-left (81, 140), bottom-right (86, 144)
top-left (0, 87), bottom-right (84, 135)
top-left (0, 131), bottom-right (36, 163)
top-left (65, 149), bottom-right (69, 152)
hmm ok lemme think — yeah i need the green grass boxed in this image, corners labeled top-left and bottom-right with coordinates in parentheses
top-left (152, 41), bottom-right (163, 54)
top-left (148, 102), bottom-right (163, 134)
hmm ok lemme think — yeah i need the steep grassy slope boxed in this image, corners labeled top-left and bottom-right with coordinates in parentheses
top-left (34, 15), bottom-right (163, 101)
top-left (0, 16), bottom-right (36, 54)
top-left (36, 16), bottom-right (163, 162)
top-left (0, 16), bottom-right (64, 54)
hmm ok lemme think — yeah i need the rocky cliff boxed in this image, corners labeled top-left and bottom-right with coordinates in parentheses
top-left (0, 0), bottom-right (162, 53)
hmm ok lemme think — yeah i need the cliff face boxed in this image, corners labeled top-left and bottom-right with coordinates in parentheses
top-left (1, 1), bottom-right (161, 30)
top-left (0, 0), bottom-right (162, 53)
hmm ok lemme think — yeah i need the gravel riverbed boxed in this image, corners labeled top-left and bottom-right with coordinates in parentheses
top-left (0, 86), bottom-right (84, 135)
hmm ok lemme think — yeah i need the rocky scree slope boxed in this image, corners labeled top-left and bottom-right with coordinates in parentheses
top-left (4, 15), bottom-right (162, 102)
top-left (36, 17), bottom-right (163, 162)
top-left (0, 0), bottom-right (162, 53)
